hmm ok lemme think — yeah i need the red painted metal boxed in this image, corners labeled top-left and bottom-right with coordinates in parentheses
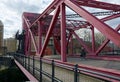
top-left (23, 16), bottom-right (38, 54)
top-left (74, 0), bottom-right (120, 11)
top-left (91, 27), bottom-right (95, 53)
top-left (22, 0), bottom-right (120, 61)
top-left (61, 3), bottom-right (67, 62)
top-left (65, 0), bottom-right (120, 47)
top-left (53, 37), bottom-right (61, 54)
top-left (38, 21), bottom-right (42, 54)
top-left (39, 6), bottom-right (60, 57)
top-left (29, 0), bottom-right (63, 28)
top-left (14, 60), bottom-right (38, 81)
top-left (35, 57), bottom-right (120, 82)
top-left (95, 14), bottom-right (120, 55)
top-left (96, 24), bottom-right (120, 55)
top-left (72, 31), bottom-right (92, 53)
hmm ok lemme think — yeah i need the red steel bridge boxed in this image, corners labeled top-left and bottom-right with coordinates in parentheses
top-left (16, 0), bottom-right (120, 62)
top-left (14, 0), bottom-right (120, 81)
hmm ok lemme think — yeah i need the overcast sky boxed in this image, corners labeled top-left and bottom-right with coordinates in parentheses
top-left (0, 0), bottom-right (119, 38)
top-left (0, 0), bottom-right (52, 38)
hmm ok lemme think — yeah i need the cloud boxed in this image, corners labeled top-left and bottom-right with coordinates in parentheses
top-left (105, 17), bottom-right (120, 28)
top-left (0, 0), bottom-right (120, 38)
top-left (2, 0), bottom-right (40, 15)
top-left (0, 0), bottom-right (52, 38)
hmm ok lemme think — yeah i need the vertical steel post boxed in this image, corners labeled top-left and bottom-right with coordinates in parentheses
top-left (20, 54), bottom-right (23, 65)
top-left (23, 55), bottom-right (25, 67)
top-left (60, 3), bottom-right (67, 62)
top-left (25, 55), bottom-right (26, 68)
top-left (38, 21), bottom-right (42, 54)
top-left (40, 58), bottom-right (42, 82)
top-left (22, 55), bottom-right (23, 66)
top-left (19, 54), bottom-right (21, 64)
top-left (52, 60), bottom-right (55, 82)
top-left (91, 27), bottom-right (95, 54)
top-left (25, 28), bottom-right (30, 55)
top-left (28, 56), bottom-right (30, 71)
top-left (26, 31), bottom-right (31, 55)
top-left (74, 64), bottom-right (78, 82)
top-left (65, 0), bottom-right (120, 47)
top-left (33, 56), bottom-right (35, 76)
top-left (70, 35), bottom-right (73, 55)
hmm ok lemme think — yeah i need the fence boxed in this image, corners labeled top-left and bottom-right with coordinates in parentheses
top-left (13, 53), bottom-right (120, 82)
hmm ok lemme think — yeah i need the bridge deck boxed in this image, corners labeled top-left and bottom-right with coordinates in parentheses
top-left (68, 58), bottom-right (120, 71)
top-left (45, 55), bottom-right (120, 71)
top-left (14, 54), bottom-right (120, 82)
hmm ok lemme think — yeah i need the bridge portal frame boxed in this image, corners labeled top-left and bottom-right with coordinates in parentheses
top-left (22, 0), bottom-right (120, 62)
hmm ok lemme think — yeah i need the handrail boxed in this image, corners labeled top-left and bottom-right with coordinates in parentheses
top-left (13, 53), bottom-right (120, 82)
top-left (41, 57), bottom-right (120, 81)
top-left (13, 53), bottom-right (62, 82)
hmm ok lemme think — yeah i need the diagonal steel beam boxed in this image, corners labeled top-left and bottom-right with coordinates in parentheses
top-left (74, 0), bottom-right (120, 11)
top-left (23, 16), bottom-right (38, 53)
top-left (96, 24), bottom-right (120, 55)
top-left (67, 14), bottom-right (120, 54)
top-left (30, 0), bottom-right (63, 29)
top-left (72, 31), bottom-right (92, 53)
top-left (65, 0), bottom-right (120, 47)
top-left (101, 14), bottom-right (120, 22)
top-left (39, 6), bottom-right (60, 57)
top-left (95, 14), bottom-right (120, 55)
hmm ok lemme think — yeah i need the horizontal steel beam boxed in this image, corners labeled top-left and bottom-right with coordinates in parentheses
top-left (66, 11), bottom-right (120, 18)
top-left (30, 0), bottom-right (63, 29)
top-left (74, 0), bottom-right (120, 11)
top-left (65, 0), bottom-right (120, 47)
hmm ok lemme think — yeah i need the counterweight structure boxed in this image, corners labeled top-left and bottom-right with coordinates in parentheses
top-left (21, 0), bottom-right (120, 62)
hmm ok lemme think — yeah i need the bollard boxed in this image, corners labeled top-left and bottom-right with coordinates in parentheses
top-left (74, 64), bottom-right (78, 82)
top-left (52, 60), bottom-right (55, 82)
top-left (40, 58), bottom-right (42, 82)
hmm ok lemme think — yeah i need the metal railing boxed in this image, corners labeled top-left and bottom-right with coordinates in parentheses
top-left (14, 53), bottom-right (62, 82)
top-left (13, 53), bottom-right (120, 82)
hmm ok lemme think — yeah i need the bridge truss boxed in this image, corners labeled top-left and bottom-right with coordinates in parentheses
top-left (21, 0), bottom-right (120, 62)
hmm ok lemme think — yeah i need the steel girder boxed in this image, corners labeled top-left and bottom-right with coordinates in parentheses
top-left (65, 0), bottom-right (120, 47)
top-left (39, 6), bottom-right (60, 57)
top-left (22, 0), bottom-right (120, 62)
